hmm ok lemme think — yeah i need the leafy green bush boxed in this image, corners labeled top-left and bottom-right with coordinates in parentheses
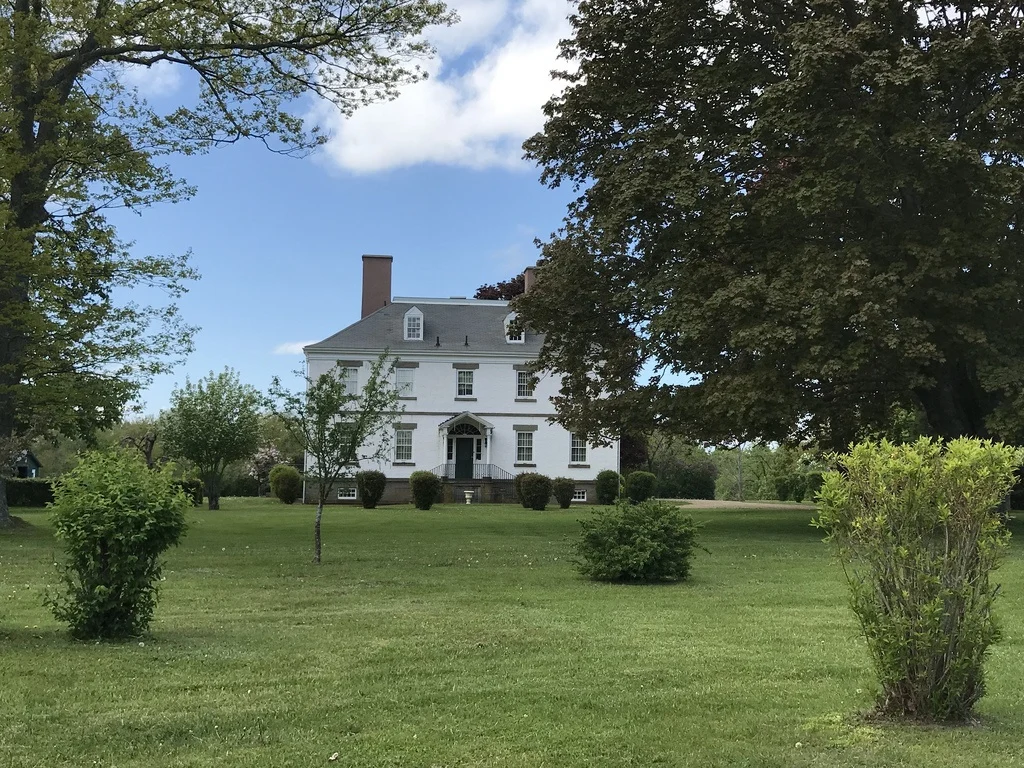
top-left (654, 458), bottom-right (717, 499)
top-left (45, 450), bottom-right (189, 640)
top-left (175, 479), bottom-right (203, 506)
top-left (519, 473), bottom-right (553, 510)
top-left (575, 499), bottom-right (703, 582)
top-left (409, 471), bottom-right (442, 510)
top-left (624, 471), bottom-right (657, 503)
top-left (773, 473), bottom-right (793, 501)
top-left (790, 474), bottom-right (807, 503)
top-left (5, 477), bottom-right (54, 507)
top-left (269, 464), bottom-right (302, 504)
top-left (514, 472), bottom-right (537, 508)
top-left (595, 470), bottom-right (620, 505)
top-left (816, 438), bottom-right (1024, 722)
top-left (552, 477), bottom-right (575, 509)
top-left (356, 470), bottom-right (387, 509)
top-left (806, 470), bottom-right (825, 499)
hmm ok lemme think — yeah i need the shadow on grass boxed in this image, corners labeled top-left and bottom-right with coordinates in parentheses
top-left (698, 508), bottom-right (823, 542)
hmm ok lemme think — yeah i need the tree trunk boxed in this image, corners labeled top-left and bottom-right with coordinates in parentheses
top-left (916, 361), bottom-right (992, 440)
top-left (313, 501), bottom-right (323, 564)
top-left (208, 493), bottom-right (220, 511)
top-left (0, 476), bottom-right (10, 528)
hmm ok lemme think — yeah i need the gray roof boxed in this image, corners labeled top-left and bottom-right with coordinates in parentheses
top-left (305, 301), bottom-right (544, 355)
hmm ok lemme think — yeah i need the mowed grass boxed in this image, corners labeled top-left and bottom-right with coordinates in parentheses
top-left (3, 501), bottom-right (1024, 767)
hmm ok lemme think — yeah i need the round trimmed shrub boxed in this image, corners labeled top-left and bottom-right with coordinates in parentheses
top-left (595, 470), bottom-right (620, 505)
top-left (514, 472), bottom-right (537, 508)
top-left (519, 473), bottom-right (553, 510)
top-left (552, 477), bottom-right (575, 509)
top-left (356, 470), bottom-right (387, 509)
top-left (269, 464), bottom-right (302, 504)
top-left (575, 499), bottom-right (703, 582)
top-left (410, 471), bottom-right (442, 510)
top-left (625, 471), bottom-right (657, 503)
top-left (46, 449), bottom-right (189, 639)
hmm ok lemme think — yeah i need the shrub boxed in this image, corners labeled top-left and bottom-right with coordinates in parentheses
top-left (552, 477), bottom-right (575, 509)
top-left (655, 458), bottom-right (717, 500)
top-left (5, 477), bottom-right (54, 507)
top-left (595, 470), bottom-right (620, 505)
top-left (514, 472), bottom-right (536, 508)
top-left (175, 479), bottom-right (203, 506)
top-left (45, 450), bottom-right (189, 640)
top-left (789, 474), bottom-right (807, 503)
top-left (219, 474), bottom-right (260, 497)
top-left (520, 473), bottom-right (553, 510)
top-left (773, 473), bottom-right (793, 501)
top-left (269, 464), bottom-right (302, 504)
top-left (409, 471), bottom-right (442, 510)
top-left (624, 471), bottom-right (657, 503)
top-left (356, 470), bottom-right (387, 509)
top-left (805, 470), bottom-right (825, 500)
top-left (816, 438), bottom-right (1024, 722)
top-left (575, 499), bottom-right (703, 582)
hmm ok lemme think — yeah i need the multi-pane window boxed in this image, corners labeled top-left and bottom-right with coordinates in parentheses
top-left (517, 371), bottom-right (535, 398)
top-left (338, 487), bottom-right (357, 500)
top-left (570, 433), bottom-right (587, 464)
top-left (506, 328), bottom-right (523, 343)
top-left (396, 367), bottom-right (415, 396)
top-left (457, 370), bottom-right (474, 396)
top-left (395, 429), bottom-right (413, 462)
top-left (572, 489), bottom-right (587, 502)
top-left (516, 431), bottom-right (534, 463)
top-left (341, 367), bottom-right (359, 396)
top-left (405, 313), bottom-right (422, 341)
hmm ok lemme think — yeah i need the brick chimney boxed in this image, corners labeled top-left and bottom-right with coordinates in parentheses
top-left (523, 265), bottom-right (538, 293)
top-left (361, 255), bottom-right (392, 318)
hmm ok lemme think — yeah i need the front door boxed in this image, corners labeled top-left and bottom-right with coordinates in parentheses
top-left (455, 438), bottom-right (474, 480)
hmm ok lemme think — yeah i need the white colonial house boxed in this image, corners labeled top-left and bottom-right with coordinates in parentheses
top-left (302, 255), bottom-right (619, 504)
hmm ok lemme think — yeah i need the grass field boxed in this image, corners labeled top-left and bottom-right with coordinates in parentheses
top-left (3, 499), bottom-right (1024, 767)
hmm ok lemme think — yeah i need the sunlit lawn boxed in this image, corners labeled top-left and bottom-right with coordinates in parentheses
top-left (3, 499), bottom-right (1024, 767)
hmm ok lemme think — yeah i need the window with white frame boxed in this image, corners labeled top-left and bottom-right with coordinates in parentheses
top-left (457, 369), bottom-right (474, 396)
top-left (570, 433), bottom-right (587, 464)
top-left (517, 370), bottom-right (535, 398)
top-left (572, 489), bottom-right (587, 502)
top-left (504, 312), bottom-right (524, 343)
top-left (396, 367), bottom-right (415, 396)
top-left (516, 431), bottom-right (534, 463)
top-left (341, 367), bottom-right (359, 396)
top-left (338, 487), bottom-right (357, 500)
top-left (395, 429), bottom-right (413, 462)
top-left (404, 308), bottom-right (423, 341)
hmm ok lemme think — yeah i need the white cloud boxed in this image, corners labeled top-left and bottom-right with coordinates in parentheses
top-left (314, 0), bottom-right (574, 173)
top-left (273, 341), bottom-right (318, 355)
top-left (121, 60), bottom-right (183, 98)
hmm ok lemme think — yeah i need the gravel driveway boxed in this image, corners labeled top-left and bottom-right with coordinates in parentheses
top-left (667, 499), bottom-right (816, 511)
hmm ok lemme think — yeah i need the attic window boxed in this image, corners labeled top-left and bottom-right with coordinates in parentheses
top-left (504, 312), bottom-right (524, 344)
top-left (404, 307), bottom-right (423, 341)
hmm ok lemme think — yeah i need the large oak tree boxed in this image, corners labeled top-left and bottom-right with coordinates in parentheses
top-left (0, 0), bottom-right (453, 524)
top-left (519, 0), bottom-right (1024, 451)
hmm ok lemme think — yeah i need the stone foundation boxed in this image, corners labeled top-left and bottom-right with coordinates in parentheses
top-left (303, 478), bottom-right (598, 506)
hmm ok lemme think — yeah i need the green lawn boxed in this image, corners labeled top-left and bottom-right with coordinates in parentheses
top-left (3, 500), bottom-right (1024, 767)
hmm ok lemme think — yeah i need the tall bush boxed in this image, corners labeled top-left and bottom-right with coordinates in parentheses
top-left (356, 470), bottom-right (387, 509)
top-left (816, 438), bottom-right (1024, 722)
top-left (46, 450), bottom-right (188, 640)
top-left (269, 464), bottom-right (302, 504)
top-left (5, 478), bottom-right (54, 507)
top-left (624, 471), bottom-right (657, 503)
top-left (410, 471), bottom-right (442, 510)
top-left (595, 470), bottom-right (620, 505)
top-left (519, 473), bottom-right (553, 510)
top-left (514, 472), bottom-right (538, 508)
top-left (575, 499), bottom-right (703, 582)
top-left (552, 477), bottom-right (575, 509)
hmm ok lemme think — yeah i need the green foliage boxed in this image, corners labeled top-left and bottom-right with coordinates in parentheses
top-left (409, 471), bottom-right (442, 511)
top-left (519, 473), bottom-right (553, 511)
top-left (175, 480), bottom-right (203, 507)
top-left (5, 477), bottom-right (53, 507)
top-left (514, 472), bottom-right (544, 508)
top-left (575, 499), bottom-right (704, 583)
top-left (816, 438), bottom-right (1024, 721)
top-left (773, 474), bottom-right (794, 502)
top-left (518, 1), bottom-right (1024, 451)
top-left (552, 477), bottom-right (576, 509)
top-left (356, 470), bottom-right (387, 509)
top-left (162, 369), bottom-right (263, 510)
top-left (789, 474), bottom-right (807, 503)
top-left (624, 471), bottom-right (657, 503)
top-left (594, 470), bottom-right (620, 505)
top-left (806, 471), bottom-right (825, 500)
top-left (45, 450), bottom-right (188, 640)
top-left (269, 465), bottom-right (302, 504)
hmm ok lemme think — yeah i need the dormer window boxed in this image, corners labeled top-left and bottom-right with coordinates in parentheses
top-left (404, 307), bottom-right (423, 341)
top-left (504, 312), bottom-right (524, 344)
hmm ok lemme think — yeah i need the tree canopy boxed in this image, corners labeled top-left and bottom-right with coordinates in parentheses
top-left (518, 0), bottom-right (1024, 451)
top-left (474, 273), bottom-right (525, 300)
top-left (0, 0), bottom-right (453, 524)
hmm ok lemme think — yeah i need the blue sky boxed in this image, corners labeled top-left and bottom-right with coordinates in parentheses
top-left (110, 0), bottom-right (577, 415)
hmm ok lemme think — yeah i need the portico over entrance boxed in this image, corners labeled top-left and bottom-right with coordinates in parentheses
top-left (436, 411), bottom-right (495, 480)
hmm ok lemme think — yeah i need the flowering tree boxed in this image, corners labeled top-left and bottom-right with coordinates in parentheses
top-left (249, 444), bottom-right (287, 497)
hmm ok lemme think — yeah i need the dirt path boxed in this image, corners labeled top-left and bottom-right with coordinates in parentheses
top-left (667, 499), bottom-right (816, 511)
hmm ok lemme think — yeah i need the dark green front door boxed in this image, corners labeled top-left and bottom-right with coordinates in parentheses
top-left (455, 438), bottom-right (474, 479)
